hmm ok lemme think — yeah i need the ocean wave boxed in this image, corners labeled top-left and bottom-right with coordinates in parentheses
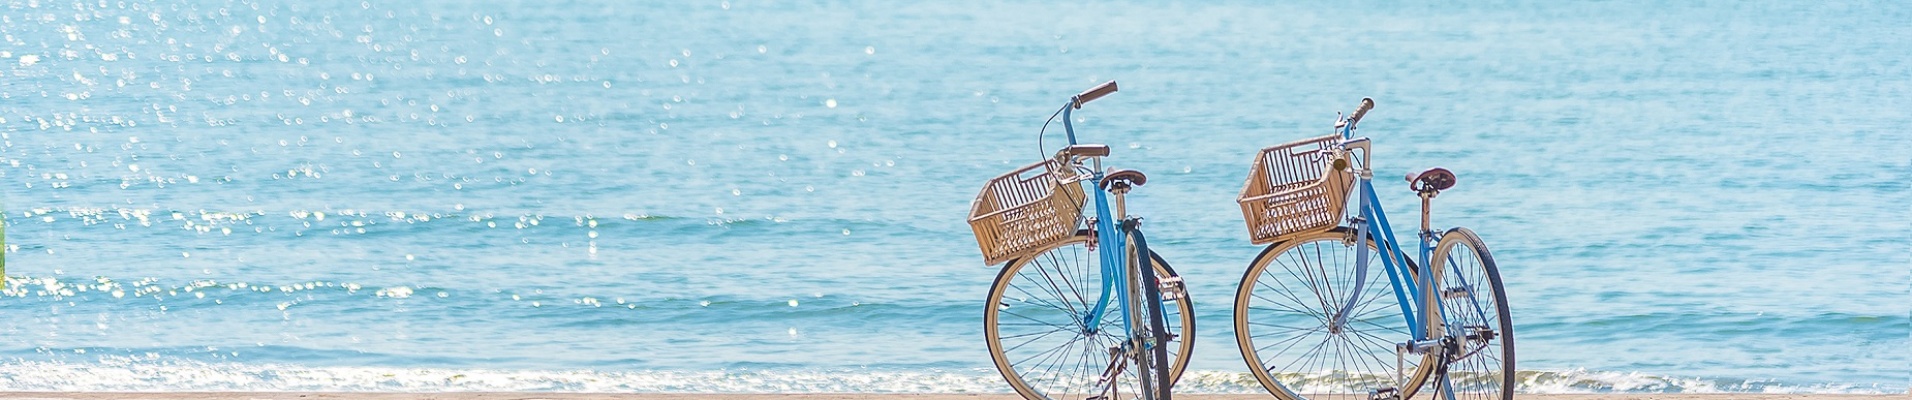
top-left (1514, 369), bottom-right (1905, 394)
top-left (0, 361), bottom-right (1896, 394)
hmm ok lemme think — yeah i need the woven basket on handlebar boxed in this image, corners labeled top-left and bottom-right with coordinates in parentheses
top-left (1238, 134), bottom-right (1355, 245)
top-left (969, 159), bottom-right (1087, 265)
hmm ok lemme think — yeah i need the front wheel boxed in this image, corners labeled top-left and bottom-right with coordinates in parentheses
top-left (1427, 227), bottom-right (1515, 400)
top-left (985, 233), bottom-right (1195, 400)
top-left (1234, 227), bottom-right (1434, 400)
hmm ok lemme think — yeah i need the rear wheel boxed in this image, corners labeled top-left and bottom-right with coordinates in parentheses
top-left (985, 233), bottom-right (1195, 400)
top-left (1427, 227), bottom-right (1514, 400)
top-left (1234, 227), bottom-right (1434, 400)
top-left (1129, 229), bottom-right (1175, 400)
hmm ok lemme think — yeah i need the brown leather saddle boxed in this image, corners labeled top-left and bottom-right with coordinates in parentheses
top-left (1406, 167), bottom-right (1456, 193)
top-left (1099, 169), bottom-right (1147, 191)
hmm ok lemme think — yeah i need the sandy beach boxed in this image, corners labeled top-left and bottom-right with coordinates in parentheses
top-left (0, 394), bottom-right (1900, 400)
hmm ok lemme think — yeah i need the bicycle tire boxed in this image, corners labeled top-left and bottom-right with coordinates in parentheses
top-left (1233, 227), bottom-right (1436, 400)
top-left (985, 232), bottom-right (1195, 400)
top-left (1427, 227), bottom-right (1514, 400)
top-left (1130, 228), bottom-right (1174, 400)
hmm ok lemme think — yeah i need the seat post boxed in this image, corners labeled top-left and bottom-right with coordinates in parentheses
top-left (1419, 190), bottom-right (1436, 242)
top-left (1407, 167), bottom-right (1454, 241)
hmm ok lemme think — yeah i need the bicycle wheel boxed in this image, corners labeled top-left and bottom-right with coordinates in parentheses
top-left (985, 232), bottom-right (1195, 400)
top-left (1427, 227), bottom-right (1514, 400)
top-left (1234, 227), bottom-right (1435, 400)
top-left (1128, 229), bottom-right (1175, 400)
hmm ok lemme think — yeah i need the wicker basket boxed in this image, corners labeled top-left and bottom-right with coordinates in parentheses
top-left (969, 159), bottom-right (1087, 265)
top-left (1238, 134), bottom-right (1360, 245)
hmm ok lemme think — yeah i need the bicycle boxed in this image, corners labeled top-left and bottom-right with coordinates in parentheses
top-left (1230, 98), bottom-right (1514, 400)
top-left (973, 81), bottom-right (1193, 400)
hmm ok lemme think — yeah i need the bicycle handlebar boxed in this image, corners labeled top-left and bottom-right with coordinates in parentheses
top-left (1346, 97), bottom-right (1375, 128)
top-left (1072, 80), bottom-right (1118, 109)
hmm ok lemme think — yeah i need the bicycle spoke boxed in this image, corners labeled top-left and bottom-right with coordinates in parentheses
top-left (1246, 320), bottom-right (1330, 335)
top-left (1347, 312), bottom-right (1413, 337)
top-left (1288, 245), bottom-right (1338, 320)
top-left (1030, 263), bottom-right (1085, 319)
top-left (1000, 327), bottom-right (1073, 350)
top-left (1254, 324), bottom-right (1325, 352)
top-left (1248, 292), bottom-right (1327, 319)
top-left (1047, 248), bottom-right (1093, 313)
top-left (1272, 333), bottom-right (1330, 375)
top-left (1347, 328), bottom-right (1399, 371)
top-left (1255, 272), bottom-right (1330, 325)
top-left (1012, 331), bottom-right (1084, 369)
top-left (1007, 282), bottom-right (1079, 320)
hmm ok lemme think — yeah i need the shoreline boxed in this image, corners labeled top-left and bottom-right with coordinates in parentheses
top-left (0, 394), bottom-right (1903, 400)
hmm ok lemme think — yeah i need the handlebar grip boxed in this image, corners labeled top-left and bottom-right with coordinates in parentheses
top-left (1060, 144), bottom-right (1111, 158)
top-left (1346, 97), bottom-right (1375, 127)
top-left (1072, 80), bottom-right (1118, 109)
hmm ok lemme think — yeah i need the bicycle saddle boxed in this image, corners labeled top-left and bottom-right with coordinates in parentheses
top-left (1407, 167), bottom-right (1456, 192)
top-left (1099, 169), bottom-right (1147, 190)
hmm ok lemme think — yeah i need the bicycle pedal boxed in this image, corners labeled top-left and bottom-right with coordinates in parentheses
top-left (1368, 387), bottom-right (1401, 400)
top-left (1096, 347), bottom-right (1127, 387)
top-left (1441, 286), bottom-right (1472, 299)
top-left (1157, 276), bottom-right (1186, 301)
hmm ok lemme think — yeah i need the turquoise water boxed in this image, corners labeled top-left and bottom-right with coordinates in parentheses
top-left (2, 0), bottom-right (1907, 393)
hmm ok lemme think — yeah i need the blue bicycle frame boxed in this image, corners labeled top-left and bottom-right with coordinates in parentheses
top-left (1060, 103), bottom-right (1138, 339)
top-left (1339, 115), bottom-right (1493, 400)
top-left (1338, 121), bottom-right (1434, 341)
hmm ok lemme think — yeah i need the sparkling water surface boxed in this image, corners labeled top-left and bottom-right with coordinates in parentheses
top-left (1, 0), bottom-right (1907, 393)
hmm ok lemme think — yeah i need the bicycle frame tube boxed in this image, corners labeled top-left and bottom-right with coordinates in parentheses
top-left (1348, 171), bottom-right (1430, 340)
top-left (1082, 176), bottom-right (1130, 336)
top-left (1337, 122), bottom-right (1432, 341)
top-left (1065, 102), bottom-right (1133, 337)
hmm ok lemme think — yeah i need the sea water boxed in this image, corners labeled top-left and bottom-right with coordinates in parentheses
top-left (0, 0), bottom-right (1906, 393)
